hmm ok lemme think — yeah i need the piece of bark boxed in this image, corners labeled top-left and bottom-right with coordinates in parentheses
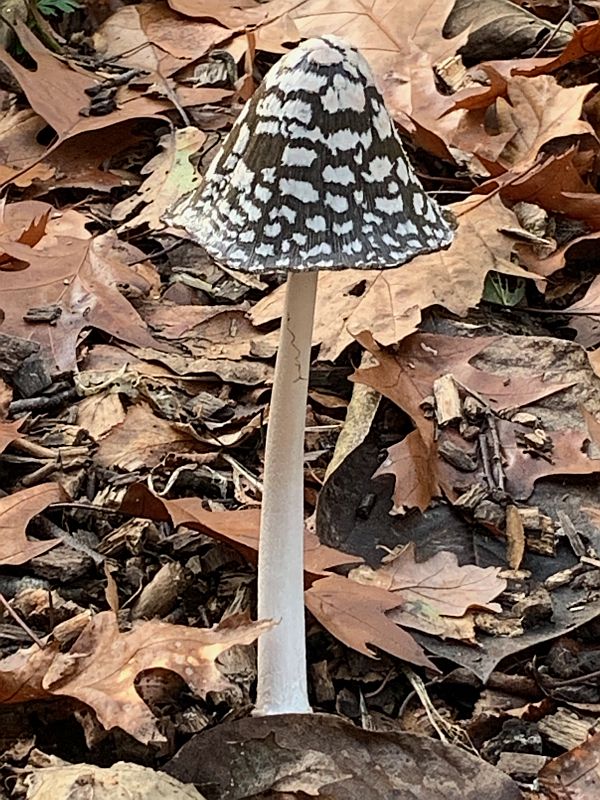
top-left (537, 708), bottom-right (599, 751)
top-left (438, 439), bottom-right (478, 471)
top-left (496, 752), bottom-right (548, 781)
top-left (506, 506), bottom-right (525, 570)
top-left (433, 374), bottom-right (462, 426)
top-left (131, 562), bottom-right (189, 620)
top-left (0, 332), bottom-right (52, 397)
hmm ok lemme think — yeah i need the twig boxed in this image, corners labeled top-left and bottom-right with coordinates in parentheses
top-left (486, 411), bottom-right (505, 492)
top-left (532, 0), bottom-right (574, 58)
top-left (0, 592), bottom-right (45, 649)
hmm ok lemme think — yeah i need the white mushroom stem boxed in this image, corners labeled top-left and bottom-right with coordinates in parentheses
top-left (255, 270), bottom-right (318, 716)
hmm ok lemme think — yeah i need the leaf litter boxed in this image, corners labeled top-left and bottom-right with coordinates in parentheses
top-left (2, 1), bottom-right (600, 797)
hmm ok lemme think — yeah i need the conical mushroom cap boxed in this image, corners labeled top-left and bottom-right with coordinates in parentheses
top-left (170, 36), bottom-right (455, 273)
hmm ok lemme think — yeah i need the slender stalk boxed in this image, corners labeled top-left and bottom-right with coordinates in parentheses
top-left (255, 270), bottom-right (318, 715)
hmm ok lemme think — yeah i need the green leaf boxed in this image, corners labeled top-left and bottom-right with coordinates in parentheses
top-left (37, 0), bottom-right (81, 16)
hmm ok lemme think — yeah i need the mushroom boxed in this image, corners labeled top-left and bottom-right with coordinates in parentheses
top-left (168, 36), bottom-right (455, 715)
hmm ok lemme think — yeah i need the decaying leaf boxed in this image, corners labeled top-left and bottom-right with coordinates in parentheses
top-left (305, 574), bottom-right (436, 670)
top-left (118, 483), bottom-right (362, 578)
top-left (95, 403), bottom-right (211, 471)
top-left (163, 713), bottom-right (521, 800)
top-left (0, 212), bottom-right (162, 372)
top-left (354, 332), bottom-right (572, 510)
top-left (112, 127), bottom-right (205, 232)
top-left (538, 730), bottom-right (600, 800)
top-left (444, 0), bottom-right (575, 61)
top-left (0, 610), bottom-right (271, 744)
top-left (25, 761), bottom-right (207, 800)
top-left (349, 542), bottom-right (506, 618)
top-left (0, 419), bottom-right (23, 454)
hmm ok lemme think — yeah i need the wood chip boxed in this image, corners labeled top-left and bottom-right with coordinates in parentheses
top-left (433, 374), bottom-right (462, 425)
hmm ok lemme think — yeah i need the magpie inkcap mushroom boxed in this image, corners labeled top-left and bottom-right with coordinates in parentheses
top-left (168, 35), bottom-right (455, 715)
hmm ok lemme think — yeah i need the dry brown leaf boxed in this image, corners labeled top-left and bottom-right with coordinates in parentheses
top-left (0, 638), bottom-right (57, 703)
top-left (0, 109), bottom-right (140, 192)
top-left (41, 612), bottom-right (270, 743)
top-left (119, 483), bottom-right (361, 579)
top-left (24, 762), bottom-right (206, 800)
top-left (0, 215), bottom-right (161, 373)
top-left (146, 306), bottom-right (261, 364)
top-left (0, 483), bottom-right (64, 566)
top-left (480, 149), bottom-right (600, 230)
top-left (168, 0), bottom-right (270, 28)
top-left (95, 403), bottom-right (209, 471)
top-left (516, 19), bottom-right (600, 78)
top-left (563, 274), bottom-right (600, 350)
top-left (538, 730), bottom-right (600, 800)
top-left (261, 0), bottom-right (462, 70)
top-left (252, 195), bottom-right (532, 360)
top-left (354, 332), bottom-right (572, 510)
top-left (97, 2), bottom-right (232, 76)
top-left (444, 0), bottom-right (574, 61)
top-left (305, 574), bottom-right (436, 670)
top-left (77, 392), bottom-right (127, 441)
top-left (0, 20), bottom-right (230, 174)
top-left (0, 611), bottom-right (270, 743)
top-left (0, 419), bottom-right (23, 454)
top-left (0, 200), bottom-right (51, 259)
top-left (112, 127), bottom-right (204, 232)
top-left (349, 542), bottom-right (506, 619)
top-left (500, 418), bottom-right (600, 500)
top-left (0, 22), bottom-right (95, 142)
top-left (468, 75), bottom-right (596, 172)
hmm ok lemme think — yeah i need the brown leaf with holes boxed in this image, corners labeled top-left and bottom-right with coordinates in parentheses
top-left (538, 730), bottom-right (600, 800)
top-left (305, 574), bottom-right (436, 670)
top-left (0, 209), bottom-right (162, 373)
top-left (0, 483), bottom-right (64, 566)
top-left (252, 195), bottom-right (532, 360)
top-left (0, 611), bottom-right (270, 743)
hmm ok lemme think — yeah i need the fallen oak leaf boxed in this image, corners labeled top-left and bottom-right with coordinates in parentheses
top-left (0, 218), bottom-right (163, 373)
top-left (0, 20), bottom-right (231, 191)
top-left (305, 574), bottom-right (436, 670)
top-left (354, 332), bottom-right (574, 510)
top-left (0, 419), bottom-right (24, 454)
top-left (112, 127), bottom-right (205, 233)
top-left (350, 542), bottom-right (505, 616)
top-left (119, 483), bottom-right (362, 579)
top-left (0, 483), bottom-right (64, 566)
top-left (24, 762), bottom-right (206, 800)
top-left (94, 402), bottom-right (213, 471)
top-left (500, 418), bottom-right (600, 501)
top-left (0, 637), bottom-right (58, 703)
top-left (0, 200), bottom-right (52, 263)
top-left (461, 75), bottom-right (596, 173)
top-left (41, 611), bottom-right (272, 744)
